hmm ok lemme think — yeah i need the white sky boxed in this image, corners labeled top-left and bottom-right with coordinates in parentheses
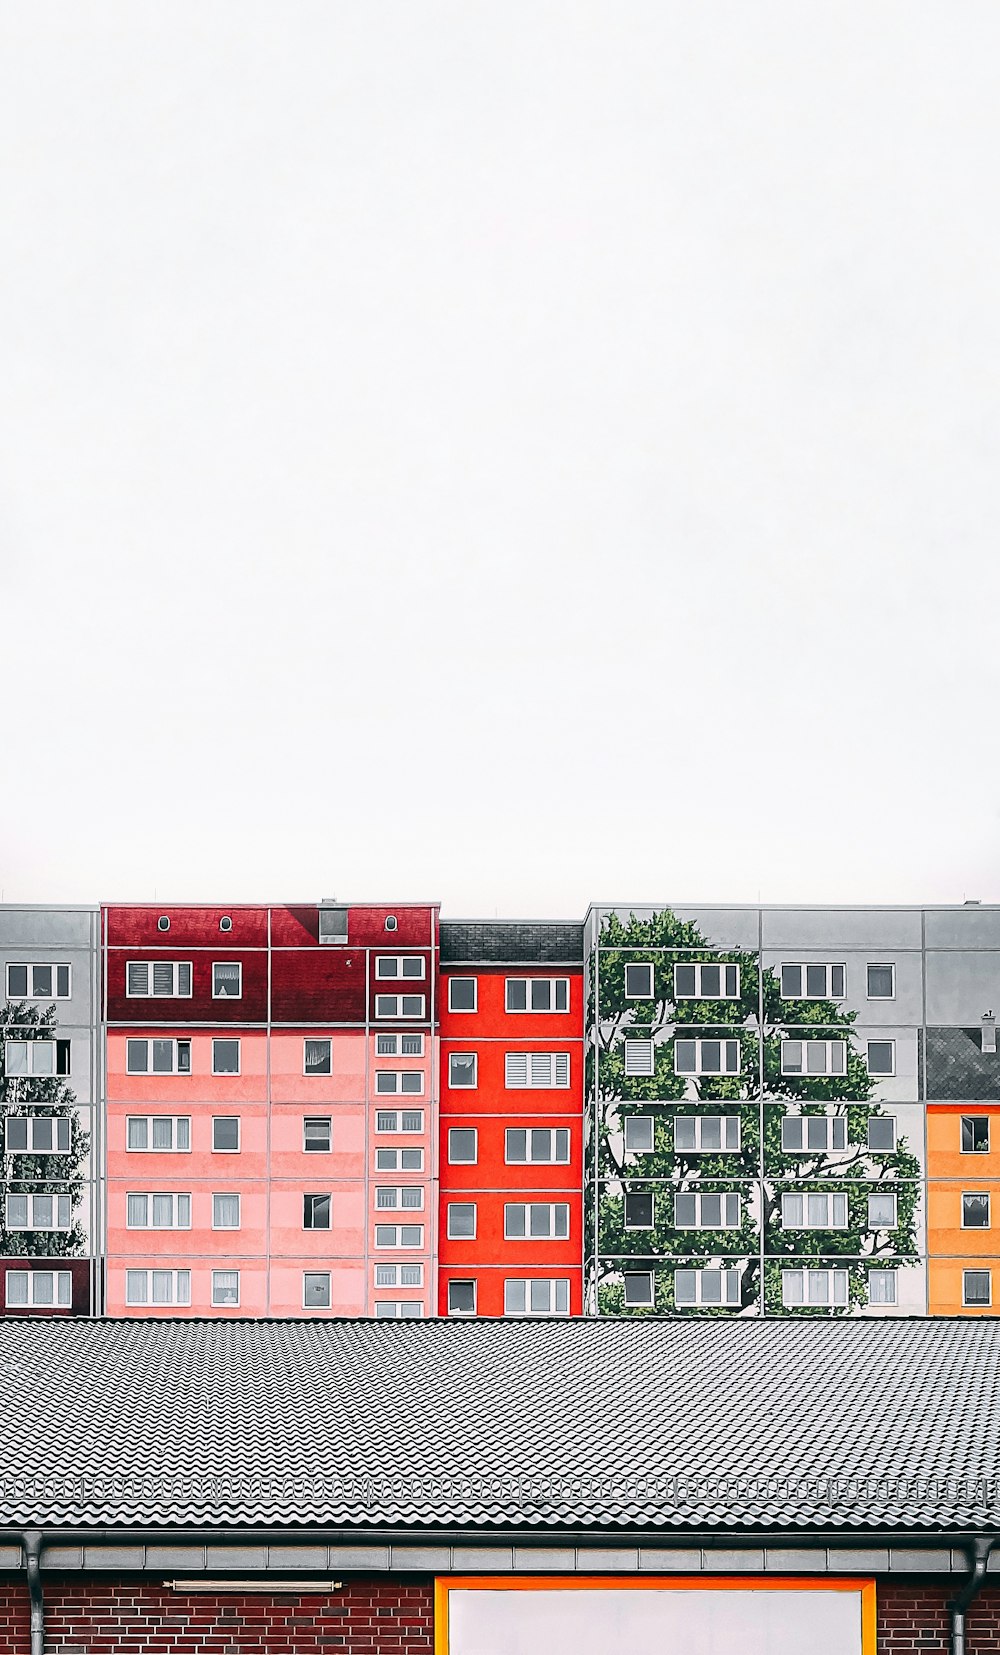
top-left (2, 3), bottom-right (998, 916)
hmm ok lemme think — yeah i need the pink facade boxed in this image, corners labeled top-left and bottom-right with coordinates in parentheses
top-left (103, 904), bottom-right (438, 1319)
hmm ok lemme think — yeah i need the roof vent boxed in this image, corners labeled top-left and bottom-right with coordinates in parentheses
top-left (965, 899), bottom-right (982, 906)
top-left (982, 1013), bottom-right (996, 1055)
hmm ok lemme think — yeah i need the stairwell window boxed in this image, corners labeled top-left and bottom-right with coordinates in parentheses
top-left (375, 1147), bottom-right (424, 1172)
top-left (5, 1269), bottom-right (72, 1307)
top-left (674, 962), bottom-right (740, 1000)
top-left (376, 1032), bottom-right (424, 1056)
top-left (126, 961), bottom-right (192, 998)
top-left (127, 1039), bottom-right (190, 1076)
top-left (5, 964), bottom-right (71, 1000)
top-left (376, 1070), bottom-right (424, 1095)
top-left (212, 962), bottom-right (242, 998)
top-left (5, 1040), bottom-right (71, 1077)
top-left (781, 1191), bottom-right (848, 1229)
top-left (376, 956), bottom-right (425, 979)
top-left (377, 1300), bottom-right (423, 1319)
top-left (374, 1224), bottom-right (424, 1248)
top-left (674, 1191), bottom-right (740, 1229)
top-left (375, 1263), bottom-right (424, 1287)
top-left (674, 1039), bottom-right (741, 1077)
top-left (780, 963), bottom-right (845, 1000)
top-left (504, 1052), bottom-right (570, 1089)
top-left (377, 1186), bottom-right (424, 1211)
top-left (375, 994), bottom-right (426, 1019)
top-left (375, 1110), bottom-right (424, 1133)
top-left (4, 1115), bottom-right (71, 1153)
top-left (780, 1040), bottom-right (847, 1078)
top-left (6, 1193), bottom-right (72, 1231)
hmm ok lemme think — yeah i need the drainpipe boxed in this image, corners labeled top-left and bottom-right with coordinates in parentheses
top-left (950, 1537), bottom-right (994, 1655)
top-left (22, 1530), bottom-right (44, 1655)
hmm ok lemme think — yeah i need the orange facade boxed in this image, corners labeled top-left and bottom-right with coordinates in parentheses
top-left (926, 1104), bottom-right (1000, 1315)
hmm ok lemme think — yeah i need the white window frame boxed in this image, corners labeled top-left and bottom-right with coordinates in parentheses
top-left (212, 961), bottom-right (243, 999)
top-left (780, 1039), bottom-right (848, 1078)
top-left (126, 1116), bottom-right (192, 1153)
top-left (674, 1190), bottom-right (741, 1229)
top-left (866, 1039), bottom-right (896, 1077)
top-left (447, 1053), bottom-right (478, 1089)
top-left (5, 963), bottom-right (72, 1000)
top-left (125, 1268), bottom-right (192, 1307)
top-left (447, 1127), bottom-right (478, 1165)
top-left (504, 1052), bottom-right (570, 1089)
top-left (302, 1271), bottom-right (332, 1308)
top-left (780, 963), bottom-right (846, 1001)
top-left (374, 994), bottom-right (426, 1019)
top-left (375, 955), bottom-right (425, 980)
top-left (624, 963), bottom-right (654, 1000)
top-left (4, 1269), bottom-right (73, 1307)
top-left (673, 1267), bottom-right (742, 1307)
top-left (303, 1038), bottom-right (333, 1076)
top-left (376, 1185), bottom-right (425, 1211)
top-left (504, 1126), bottom-right (571, 1164)
top-left (505, 978), bottom-right (570, 1014)
top-left (374, 1109), bottom-right (424, 1134)
top-left (447, 977), bottom-right (477, 1013)
top-left (126, 960), bottom-right (193, 998)
top-left (374, 1263), bottom-right (424, 1287)
top-left (782, 1268), bottom-right (849, 1308)
top-left (212, 1116), bottom-right (241, 1153)
top-left (674, 1039), bottom-right (741, 1077)
top-left (624, 1039), bottom-right (655, 1077)
top-left (375, 1032), bottom-right (425, 1057)
top-left (673, 1115), bottom-right (741, 1152)
top-left (503, 1203), bottom-right (570, 1240)
top-left (446, 1202), bottom-right (476, 1238)
top-left (212, 1192), bottom-right (242, 1230)
top-left (963, 1269), bottom-right (992, 1307)
top-left (867, 1268), bottom-right (898, 1306)
top-left (503, 1278), bottom-right (571, 1316)
top-left (3, 1115), bottom-right (72, 1154)
top-left (212, 1270), bottom-right (241, 1307)
top-left (126, 1039), bottom-right (191, 1076)
top-left (125, 1192), bottom-right (192, 1230)
top-left (4, 1039), bottom-right (71, 1078)
top-left (374, 1224), bottom-right (425, 1249)
top-left (303, 1116), bottom-right (332, 1152)
top-left (376, 1300), bottom-right (423, 1319)
top-left (867, 1114), bottom-right (897, 1152)
top-left (447, 1279), bottom-right (477, 1317)
top-left (867, 1191), bottom-right (898, 1229)
top-left (962, 1191), bottom-right (991, 1230)
top-left (375, 1146), bottom-right (424, 1172)
top-left (673, 962), bottom-right (741, 1000)
top-left (212, 1038), bottom-right (241, 1076)
top-left (866, 962), bottom-right (896, 1001)
top-left (623, 1270), bottom-right (654, 1307)
top-left (780, 1191), bottom-right (848, 1230)
top-left (5, 1192), bottom-right (72, 1231)
top-left (780, 1114), bottom-right (847, 1154)
top-left (375, 1070), bottom-right (424, 1095)
top-left (623, 1115), bottom-right (654, 1154)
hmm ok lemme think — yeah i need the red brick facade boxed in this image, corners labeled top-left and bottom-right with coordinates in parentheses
top-left (0, 1578), bottom-right (433, 1654)
top-left (877, 1584), bottom-right (1000, 1653)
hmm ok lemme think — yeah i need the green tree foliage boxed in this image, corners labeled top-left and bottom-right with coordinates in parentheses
top-left (1, 1000), bottom-right (90, 1256)
top-left (586, 910), bottom-right (920, 1316)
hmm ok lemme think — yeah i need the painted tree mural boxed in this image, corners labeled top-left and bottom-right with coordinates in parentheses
top-left (586, 910), bottom-right (920, 1316)
top-left (1, 1000), bottom-right (89, 1256)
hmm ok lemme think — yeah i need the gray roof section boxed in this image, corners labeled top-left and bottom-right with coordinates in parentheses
top-left (439, 921), bottom-right (585, 965)
top-left (0, 1317), bottom-right (996, 1536)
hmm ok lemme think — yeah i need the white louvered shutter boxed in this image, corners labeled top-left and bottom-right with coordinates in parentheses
top-left (505, 1053), bottom-right (528, 1088)
top-left (127, 962), bottom-right (149, 996)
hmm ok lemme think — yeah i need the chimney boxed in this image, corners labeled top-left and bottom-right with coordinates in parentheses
top-left (982, 1012), bottom-right (997, 1055)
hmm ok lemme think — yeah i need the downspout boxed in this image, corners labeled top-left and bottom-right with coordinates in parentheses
top-left (22, 1530), bottom-right (44, 1655)
top-left (950, 1537), bottom-right (994, 1655)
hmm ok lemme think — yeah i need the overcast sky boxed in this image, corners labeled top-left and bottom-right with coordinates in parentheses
top-left (2, 3), bottom-right (998, 916)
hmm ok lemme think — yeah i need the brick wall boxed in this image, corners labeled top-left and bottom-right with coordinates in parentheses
top-left (0, 1578), bottom-right (434, 1654)
top-left (878, 1583), bottom-right (1000, 1654)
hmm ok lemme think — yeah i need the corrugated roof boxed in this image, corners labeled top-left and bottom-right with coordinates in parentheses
top-left (0, 1317), bottom-right (996, 1535)
top-left (439, 922), bottom-right (585, 964)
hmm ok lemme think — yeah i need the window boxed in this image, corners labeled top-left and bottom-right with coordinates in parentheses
top-left (623, 1271), bottom-right (654, 1307)
top-left (505, 1127), bottom-right (570, 1163)
top-left (4, 1115), bottom-right (71, 1153)
top-left (125, 1269), bottom-right (191, 1307)
top-left (504, 1278), bottom-right (570, 1315)
top-left (212, 1193), bottom-right (241, 1229)
top-left (780, 1039), bottom-right (847, 1077)
top-left (212, 1270), bottom-right (240, 1306)
top-left (376, 1032), bottom-right (424, 1056)
top-left (962, 1192), bottom-right (991, 1229)
top-left (447, 1202), bottom-right (476, 1238)
top-left (504, 1203), bottom-right (570, 1239)
top-left (375, 1225), bottom-right (424, 1248)
top-left (303, 1271), bottom-right (331, 1307)
top-left (780, 963), bottom-right (845, 1000)
top-left (375, 1070), bottom-right (424, 1094)
top-left (448, 1053), bottom-right (477, 1089)
top-left (624, 1039), bottom-right (655, 1077)
top-left (624, 1191), bottom-right (654, 1229)
top-left (674, 1115), bottom-right (741, 1152)
top-left (318, 908), bottom-right (348, 944)
top-left (867, 1115), bottom-right (897, 1151)
top-left (304, 1039), bottom-right (332, 1076)
top-left (4, 1040), bottom-right (71, 1077)
top-left (157, 916), bottom-right (170, 931)
top-left (674, 1268), bottom-right (741, 1307)
top-left (5, 964), bottom-right (71, 1000)
top-left (212, 1117), bottom-right (240, 1152)
top-left (962, 1116), bottom-right (990, 1154)
top-left (675, 1191), bottom-right (741, 1229)
top-left (127, 1116), bottom-right (191, 1152)
top-left (868, 1268), bottom-right (898, 1305)
top-left (375, 1301), bottom-right (422, 1319)
top-left (782, 1268), bottom-right (848, 1307)
top-left (448, 978), bottom-right (477, 1012)
top-left (303, 1193), bottom-right (332, 1229)
top-left (126, 961), bottom-right (192, 998)
top-left (781, 1115), bottom-right (847, 1153)
top-left (5, 1270), bottom-right (72, 1308)
top-left (867, 1040), bottom-right (895, 1076)
top-left (448, 1128), bottom-right (478, 1164)
top-left (126, 1039), bottom-right (190, 1075)
top-left (375, 1147), bottom-right (424, 1172)
top-left (374, 1263), bottom-right (424, 1287)
top-left (448, 1280), bottom-right (476, 1316)
top-left (375, 1110), bottom-right (424, 1133)
top-left (674, 962), bottom-right (740, 999)
top-left (624, 963), bottom-right (654, 999)
top-left (212, 962), bottom-right (242, 998)
top-left (384, 915), bottom-right (398, 931)
top-left (126, 1193), bottom-right (191, 1229)
top-left (5, 1193), bottom-right (72, 1230)
top-left (375, 994), bottom-right (426, 1019)
top-left (674, 1039), bottom-right (741, 1077)
top-left (376, 956), bottom-right (425, 979)
top-left (505, 978), bottom-right (570, 1013)
top-left (504, 1052), bottom-right (570, 1089)
top-left (376, 1186), bottom-right (424, 1210)
top-left (220, 916), bottom-right (233, 932)
top-left (867, 963), bottom-right (895, 1000)
top-left (963, 1270), bottom-right (991, 1307)
top-left (303, 1117), bottom-right (332, 1152)
top-left (212, 1039), bottom-right (240, 1075)
top-left (780, 1191), bottom-right (847, 1229)
top-left (624, 1115), bottom-right (654, 1154)
top-left (868, 1192), bottom-right (897, 1228)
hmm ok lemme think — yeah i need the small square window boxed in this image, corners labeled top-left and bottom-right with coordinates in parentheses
top-left (212, 961), bottom-right (242, 998)
top-left (962, 1192), bottom-right (990, 1229)
top-left (304, 1039), bottom-right (332, 1076)
top-left (303, 1117), bottom-right (332, 1152)
top-left (963, 1269), bottom-right (991, 1307)
top-left (623, 1115), bottom-right (654, 1154)
top-left (212, 1192), bottom-right (241, 1229)
top-left (447, 1203), bottom-right (476, 1239)
top-left (623, 1271), bottom-right (654, 1307)
top-left (212, 1039), bottom-right (241, 1075)
top-left (624, 1191), bottom-right (654, 1229)
top-left (867, 1040), bottom-right (895, 1076)
top-left (868, 1268), bottom-right (898, 1305)
top-left (448, 1280), bottom-right (476, 1316)
top-left (212, 1117), bottom-right (240, 1152)
top-left (448, 1127), bottom-right (478, 1164)
top-left (303, 1271), bottom-right (331, 1308)
top-left (867, 1192), bottom-right (897, 1229)
top-left (867, 1115), bottom-right (897, 1151)
top-left (212, 1270), bottom-right (240, 1307)
top-left (448, 978), bottom-right (477, 1012)
top-left (449, 1052), bottom-right (477, 1089)
top-left (867, 963), bottom-right (895, 1000)
top-left (624, 962), bottom-right (654, 999)
top-left (304, 1193), bottom-right (332, 1229)
top-left (961, 1117), bottom-right (990, 1154)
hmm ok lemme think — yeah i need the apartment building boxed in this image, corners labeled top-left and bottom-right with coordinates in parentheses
top-left (437, 922), bottom-right (585, 1319)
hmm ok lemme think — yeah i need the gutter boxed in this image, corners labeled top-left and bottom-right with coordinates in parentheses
top-left (0, 1524), bottom-right (995, 1549)
top-left (22, 1531), bottom-right (44, 1655)
top-left (950, 1537), bottom-right (994, 1655)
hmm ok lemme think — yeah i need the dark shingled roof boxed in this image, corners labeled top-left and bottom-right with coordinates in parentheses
top-left (0, 1317), bottom-right (996, 1536)
top-left (439, 921), bottom-right (584, 965)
